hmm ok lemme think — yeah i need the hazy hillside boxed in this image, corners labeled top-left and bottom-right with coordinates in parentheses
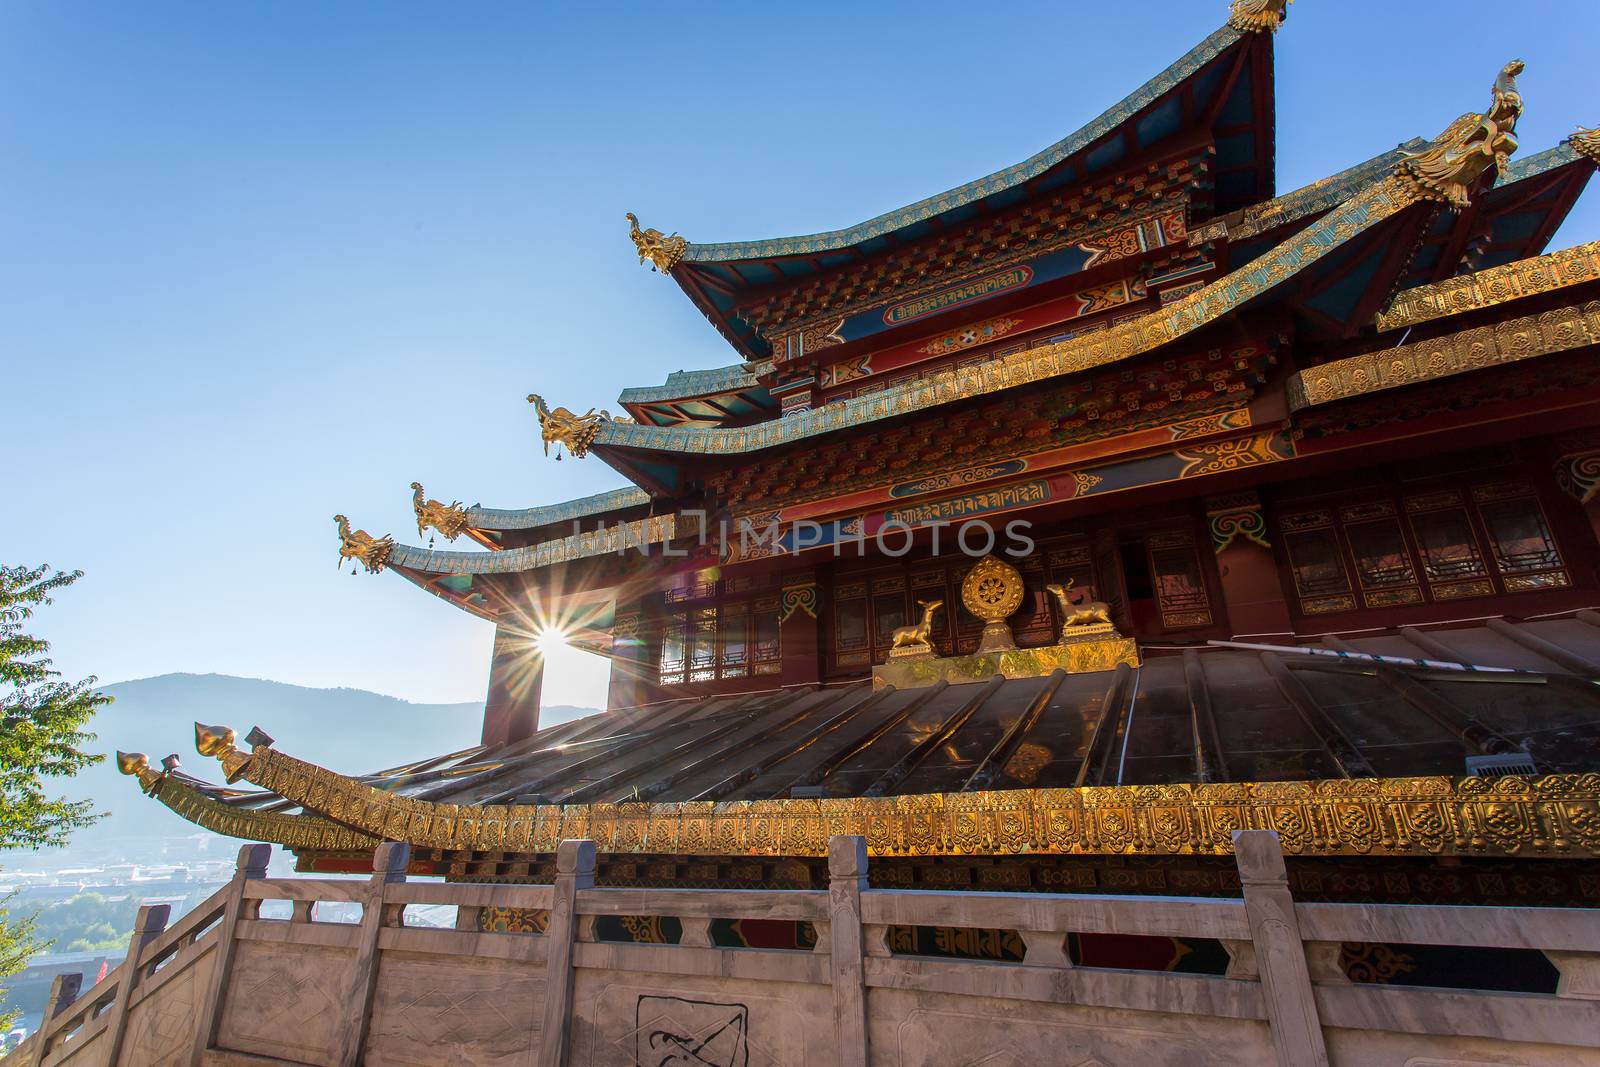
top-left (3, 673), bottom-right (599, 864)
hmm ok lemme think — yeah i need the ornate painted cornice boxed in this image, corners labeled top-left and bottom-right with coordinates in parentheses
top-left (334, 515), bottom-right (394, 574)
top-left (1376, 240), bottom-right (1600, 332)
top-left (465, 487), bottom-right (653, 532)
top-left (117, 751), bottom-right (378, 852)
top-left (678, 26), bottom-right (1245, 263)
top-left (187, 726), bottom-right (1600, 859)
top-left (1290, 299), bottom-right (1600, 410)
top-left (1206, 491), bottom-right (1270, 552)
top-left (591, 175), bottom-right (1420, 457)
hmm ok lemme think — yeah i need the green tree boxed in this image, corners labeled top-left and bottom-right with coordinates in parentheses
top-left (0, 565), bottom-right (110, 1028)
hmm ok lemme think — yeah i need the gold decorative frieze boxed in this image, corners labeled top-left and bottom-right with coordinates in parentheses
top-left (410, 482), bottom-right (470, 543)
top-left (334, 515), bottom-right (395, 574)
top-left (1376, 240), bottom-right (1600, 332)
top-left (184, 728), bottom-right (1600, 860)
top-left (1395, 61), bottom-right (1523, 210)
top-left (627, 212), bottom-right (687, 274)
top-left (1289, 300), bottom-right (1600, 410)
top-left (117, 751), bottom-right (377, 852)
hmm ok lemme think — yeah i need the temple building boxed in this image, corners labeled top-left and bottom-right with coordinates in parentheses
top-left (81, 2), bottom-right (1600, 1063)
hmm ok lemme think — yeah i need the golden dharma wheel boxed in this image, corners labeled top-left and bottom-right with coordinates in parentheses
top-left (961, 556), bottom-right (1025, 624)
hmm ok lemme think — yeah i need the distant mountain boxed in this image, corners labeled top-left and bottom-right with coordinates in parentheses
top-left (1, 673), bottom-right (599, 865)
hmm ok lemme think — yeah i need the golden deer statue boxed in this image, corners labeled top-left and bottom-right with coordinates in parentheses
top-left (890, 599), bottom-right (943, 655)
top-left (1046, 581), bottom-right (1113, 632)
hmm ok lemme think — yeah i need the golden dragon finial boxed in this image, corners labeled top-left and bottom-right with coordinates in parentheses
top-left (1395, 60), bottom-right (1524, 210)
top-left (410, 482), bottom-right (469, 543)
top-left (1227, 0), bottom-right (1290, 33)
top-left (527, 393), bottom-right (608, 460)
top-left (1573, 126), bottom-right (1600, 165)
top-left (334, 514), bottom-right (395, 574)
top-left (627, 212), bottom-right (688, 274)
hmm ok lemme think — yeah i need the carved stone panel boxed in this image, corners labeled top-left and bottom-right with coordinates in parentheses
top-left (567, 971), bottom-right (834, 1066)
top-left (870, 992), bottom-right (1275, 1067)
top-left (215, 940), bottom-right (353, 1064)
top-left (364, 954), bottom-right (545, 1066)
top-left (118, 948), bottom-right (217, 1067)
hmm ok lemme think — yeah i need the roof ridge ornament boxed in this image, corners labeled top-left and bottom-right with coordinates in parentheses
top-left (1573, 125), bottom-right (1600, 164)
top-left (627, 212), bottom-right (688, 274)
top-left (1227, 0), bottom-right (1290, 33)
top-left (528, 393), bottom-right (608, 460)
top-left (410, 481), bottom-right (469, 544)
top-left (334, 514), bottom-right (395, 574)
top-left (1395, 60), bottom-right (1525, 209)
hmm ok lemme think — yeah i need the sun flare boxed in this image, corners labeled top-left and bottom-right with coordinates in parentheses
top-left (534, 627), bottom-right (569, 655)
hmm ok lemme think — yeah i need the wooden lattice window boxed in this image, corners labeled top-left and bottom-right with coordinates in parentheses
top-left (1145, 530), bottom-right (1213, 630)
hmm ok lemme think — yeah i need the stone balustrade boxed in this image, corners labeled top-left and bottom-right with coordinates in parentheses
top-left (8, 831), bottom-right (1600, 1066)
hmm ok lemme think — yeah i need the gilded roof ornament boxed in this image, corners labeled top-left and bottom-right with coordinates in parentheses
top-left (627, 212), bottom-right (688, 274)
top-left (194, 722), bottom-right (270, 784)
top-left (116, 751), bottom-right (163, 793)
top-left (334, 514), bottom-right (395, 574)
top-left (410, 482), bottom-right (469, 543)
top-left (962, 556), bottom-right (1026, 653)
top-left (1227, 0), bottom-right (1290, 33)
top-left (1396, 60), bottom-right (1525, 210)
top-left (527, 394), bottom-right (608, 460)
top-left (1572, 126), bottom-right (1600, 165)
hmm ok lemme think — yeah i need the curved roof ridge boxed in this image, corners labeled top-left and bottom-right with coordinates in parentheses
top-left (593, 167), bottom-right (1418, 457)
top-left (617, 363), bottom-right (759, 405)
top-left (680, 25), bottom-right (1244, 264)
top-left (1498, 140), bottom-right (1584, 185)
top-left (465, 486), bottom-right (651, 531)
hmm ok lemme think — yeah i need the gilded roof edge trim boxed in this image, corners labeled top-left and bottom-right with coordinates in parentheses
top-left (389, 511), bottom-right (695, 576)
top-left (591, 175), bottom-right (1422, 457)
top-left (1375, 240), bottom-right (1600, 332)
top-left (679, 26), bottom-right (1245, 263)
top-left (193, 734), bottom-right (1600, 860)
top-left (1292, 298), bottom-right (1600, 410)
top-left (144, 774), bottom-right (379, 853)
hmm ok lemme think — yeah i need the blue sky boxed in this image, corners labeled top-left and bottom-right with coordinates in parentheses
top-left (4, 0), bottom-right (1598, 716)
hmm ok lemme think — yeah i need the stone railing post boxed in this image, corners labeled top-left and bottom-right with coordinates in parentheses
top-left (336, 841), bottom-right (410, 1067)
top-left (189, 842), bottom-right (270, 1067)
top-left (1547, 951), bottom-right (1600, 999)
top-left (828, 835), bottom-right (870, 1067)
top-left (537, 838), bottom-right (595, 1067)
top-left (102, 902), bottom-right (172, 1066)
top-left (1233, 830), bottom-right (1329, 1067)
top-left (26, 972), bottom-right (83, 1067)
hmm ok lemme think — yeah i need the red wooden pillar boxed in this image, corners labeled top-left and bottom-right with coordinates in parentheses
top-left (481, 625), bottom-right (543, 747)
top-left (779, 572), bottom-right (823, 687)
top-left (1205, 492), bottom-right (1295, 639)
